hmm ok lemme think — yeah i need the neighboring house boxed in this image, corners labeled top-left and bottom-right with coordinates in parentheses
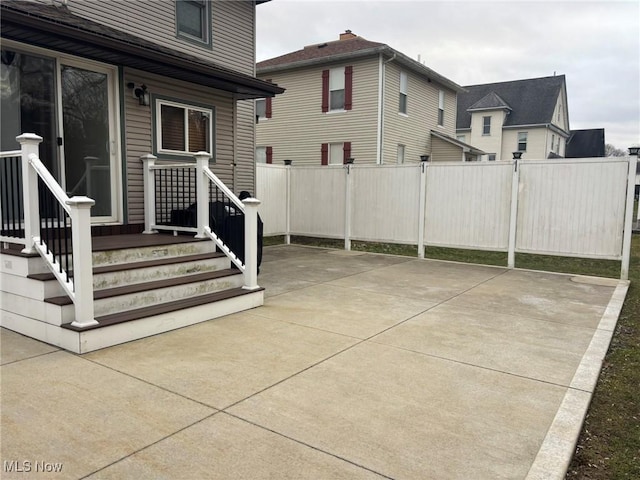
top-left (565, 129), bottom-right (605, 157)
top-left (456, 75), bottom-right (569, 161)
top-left (0, 0), bottom-right (283, 352)
top-left (256, 30), bottom-right (484, 166)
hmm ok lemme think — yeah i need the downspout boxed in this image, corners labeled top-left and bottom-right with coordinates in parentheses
top-left (378, 52), bottom-right (396, 165)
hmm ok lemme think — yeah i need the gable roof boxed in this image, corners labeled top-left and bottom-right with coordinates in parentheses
top-left (468, 92), bottom-right (511, 111)
top-left (565, 129), bottom-right (605, 158)
top-left (456, 75), bottom-right (566, 130)
top-left (1, 0), bottom-right (284, 99)
top-left (257, 32), bottom-right (465, 93)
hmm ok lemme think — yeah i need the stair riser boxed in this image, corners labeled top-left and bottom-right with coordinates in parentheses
top-left (2, 291), bottom-right (71, 326)
top-left (94, 257), bottom-right (230, 289)
top-left (89, 274), bottom-right (244, 316)
top-left (1, 272), bottom-right (66, 299)
top-left (92, 240), bottom-right (217, 267)
top-left (1, 252), bottom-right (51, 276)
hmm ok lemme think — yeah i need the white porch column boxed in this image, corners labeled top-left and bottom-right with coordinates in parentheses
top-left (67, 196), bottom-right (98, 328)
top-left (242, 197), bottom-right (261, 290)
top-left (16, 133), bottom-right (42, 254)
top-left (194, 151), bottom-right (211, 239)
top-left (140, 154), bottom-right (157, 234)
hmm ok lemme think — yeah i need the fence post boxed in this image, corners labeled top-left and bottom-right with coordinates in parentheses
top-left (344, 164), bottom-right (353, 251)
top-left (140, 154), bottom-right (157, 234)
top-left (194, 151), bottom-right (211, 239)
top-left (285, 161), bottom-right (291, 244)
top-left (67, 196), bottom-right (98, 328)
top-left (242, 197), bottom-right (261, 290)
top-left (418, 161), bottom-right (428, 258)
top-left (621, 153), bottom-right (638, 280)
top-left (16, 133), bottom-right (42, 254)
top-left (507, 159), bottom-right (520, 268)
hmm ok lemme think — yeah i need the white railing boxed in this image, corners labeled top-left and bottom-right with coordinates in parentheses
top-left (257, 156), bottom-right (637, 280)
top-left (142, 152), bottom-right (260, 290)
top-left (2, 134), bottom-right (97, 328)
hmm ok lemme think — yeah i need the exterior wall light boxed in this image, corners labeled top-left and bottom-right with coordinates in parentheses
top-left (512, 151), bottom-right (523, 159)
top-left (420, 155), bottom-right (430, 162)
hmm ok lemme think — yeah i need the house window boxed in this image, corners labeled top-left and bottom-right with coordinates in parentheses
top-left (397, 144), bottom-right (405, 164)
top-left (482, 116), bottom-right (491, 135)
top-left (329, 67), bottom-right (345, 111)
top-left (488, 153), bottom-right (496, 161)
top-left (518, 132), bottom-right (528, 151)
top-left (438, 90), bottom-right (445, 126)
top-left (329, 143), bottom-right (344, 165)
top-left (156, 99), bottom-right (213, 157)
top-left (176, 0), bottom-right (211, 45)
top-left (399, 71), bottom-right (408, 114)
top-left (256, 99), bottom-right (266, 120)
top-left (255, 146), bottom-right (266, 164)
top-left (551, 134), bottom-right (555, 153)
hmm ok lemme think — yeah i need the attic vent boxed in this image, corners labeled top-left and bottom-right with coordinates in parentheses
top-left (318, 43), bottom-right (328, 49)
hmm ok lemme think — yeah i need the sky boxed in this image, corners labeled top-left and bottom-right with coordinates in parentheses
top-left (256, 0), bottom-right (640, 150)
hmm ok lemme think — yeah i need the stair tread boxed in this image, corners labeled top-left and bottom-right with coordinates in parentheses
top-left (61, 287), bottom-right (263, 331)
top-left (27, 251), bottom-right (227, 281)
top-left (45, 268), bottom-right (242, 305)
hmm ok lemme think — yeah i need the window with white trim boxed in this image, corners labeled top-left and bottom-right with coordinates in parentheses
top-left (329, 67), bottom-right (345, 111)
top-left (482, 116), bottom-right (491, 135)
top-left (176, 0), bottom-right (211, 45)
top-left (255, 146), bottom-right (266, 164)
top-left (156, 98), bottom-right (213, 156)
top-left (397, 144), bottom-right (405, 164)
top-left (256, 98), bottom-right (266, 120)
top-left (518, 132), bottom-right (528, 151)
top-left (399, 71), bottom-right (408, 114)
top-left (488, 153), bottom-right (496, 161)
top-left (551, 134), bottom-right (555, 153)
top-left (438, 90), bottom-right (445, 126)
top-left (329, 142), bottom-right (344, 165)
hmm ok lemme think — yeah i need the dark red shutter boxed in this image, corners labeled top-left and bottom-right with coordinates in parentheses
top-left (265, 97), bottom-right (272, 118)
top-left (344, 66), bottom-right (353, 111)
top-left (266, 146), bottom-right (273, 164)
top-left (321, 70), bottom-right (329, 112)
top-left (343, 142), bottom-right (352, 164)
top-left (265, 79), bottom-right (273, 118)
top-left (321, 143), bottom-right (328, 165)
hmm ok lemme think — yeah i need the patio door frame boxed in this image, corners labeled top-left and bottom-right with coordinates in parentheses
top-left (3, 39), bottom-right (123, 224)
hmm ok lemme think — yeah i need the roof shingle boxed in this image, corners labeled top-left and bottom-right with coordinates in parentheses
top-left (456, 75), bottom-right (566, 130)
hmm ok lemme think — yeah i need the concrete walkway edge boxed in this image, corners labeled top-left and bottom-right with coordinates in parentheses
top-left (525, 280), bottom-right (630, 480)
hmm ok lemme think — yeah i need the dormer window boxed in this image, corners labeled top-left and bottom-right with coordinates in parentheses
top-left (482, 116), bottom-right (491, 135)
top-left (176, 0), bottom-right (211, 46)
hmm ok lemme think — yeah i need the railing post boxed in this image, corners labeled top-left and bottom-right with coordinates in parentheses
top-left (621, 152), bottom-right (638, 280)
top-left (194, 151), bottom-right (211, 239)
top-left (418, 161), bottom-right (428, 258)
top-left (67, 196), bottom-right (98, 328)
top-left (507, 159), bottom-right (520, 269)
top-left (344, 164), bottom-right (352, 251)
top-left (16, 133), bottom-right (42, 254)
top-left (242, 197), bottom-right (261, 290)
top-left (140, 154), bottom-right (157, 234)
top-left (284, 160), bottom-right (292, 244)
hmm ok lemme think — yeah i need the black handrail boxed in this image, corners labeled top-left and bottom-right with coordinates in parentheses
top-left (0, 155), bottom-right (24, 238)
top-left (38, 179), bottom-right (72, 283)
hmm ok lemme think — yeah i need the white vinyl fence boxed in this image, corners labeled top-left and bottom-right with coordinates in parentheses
top-left (256, 156), bottom-right (636, 279)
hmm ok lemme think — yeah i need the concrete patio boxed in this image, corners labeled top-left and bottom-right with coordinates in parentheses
top-left (0, 244), bottom-right (627, 479)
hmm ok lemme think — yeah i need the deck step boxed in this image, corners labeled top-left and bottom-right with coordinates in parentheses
top-left (45, 268), bottom-right (243, 316)
top-left (28, 251), bottom-right (229, 289)
top-left (62, 287), bottom-right (262, 331)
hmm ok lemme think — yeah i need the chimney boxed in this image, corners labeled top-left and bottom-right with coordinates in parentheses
top-left (339, 30), bottom-right (357, 41)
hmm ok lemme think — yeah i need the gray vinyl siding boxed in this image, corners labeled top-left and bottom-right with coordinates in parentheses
top-left (235, 99), bottom-right (257, 193)
top-left (256, 56), bottom-right (380, 165)
top-left (123, 68), bottom-right (238, 224)
top-left (431, 136), bottom-right (463, 162)
top-left (53, 0), bottom-right (255, 75)
top-left (382, 62), bottom-right (457, 164)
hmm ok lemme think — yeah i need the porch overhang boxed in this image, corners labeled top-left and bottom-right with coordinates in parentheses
top-left (430, 130), bottom-right (486, 156)
top-left (0, 1), bottom-right (284, 100)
